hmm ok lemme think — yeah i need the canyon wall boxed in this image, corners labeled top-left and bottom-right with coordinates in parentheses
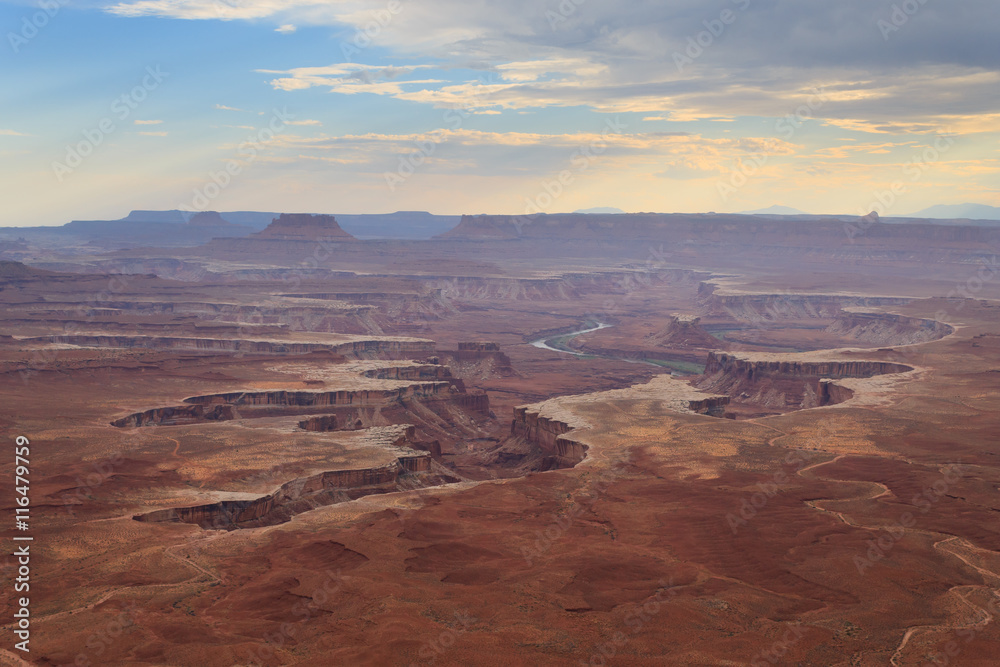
top-left (700, 288), bottom-right (913, 321)
top-left (135, 456), bottom-right (429, 529)
top-left (698, 352), bottom-right (911, 411)
top-left (825, 311), bottom-right (953, 345)
top-left (702, 352), bottom-right (913, 379)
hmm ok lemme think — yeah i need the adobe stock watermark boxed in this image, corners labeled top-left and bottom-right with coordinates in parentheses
top-left (921, 590), bottom-right (1000, 667)
top-left (522, 453), bottom-right (631, 566)
top-left (52, 66), bottom-right (168, 182)
top-left (546, 0), bottom-right (587, 31)
top-left (726, 450), bottom-right (817, 535)
top-left (508, 116), bottom-right (628, 236)
top-left (72, 602), bottom-right (140, 667)
top-left (383, 73), bottom-right (502, 192)
top-left (673, 0), bottom-right (751, 72)
top-left (7, 0), bottom-right (68, 53)
top-left (750, 623), bottom-right (807, 666)
top-left (853, 463), bottom-right (966, 575)
top-left (579, 578), bottom-right (678, 666)
top-left (877, 0), bottom-right (933, 41)
top-left (181, 107), bottom-right (293, 212)
top-left (407, 610), bottom-right (477, 666)
top-left (340, 0), bottom-right (408, 59)
top-left (845, 132), bottom-right (956, 241)
top-left (717, 88), bottom-right (828, 203)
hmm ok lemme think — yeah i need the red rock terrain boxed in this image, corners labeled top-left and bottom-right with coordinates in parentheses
top-left (1, 212), bottom-right (999, 666)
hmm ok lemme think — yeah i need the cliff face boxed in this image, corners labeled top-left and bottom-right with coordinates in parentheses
top-left (702, 352), bottom-right (912, 379)
top-left (135, 455), bottom-right (440, 529)
top-left (510, 407), bottom-right (587, 470)
top-left (112, 404), bottom-right (237, 428)
top-left (701, 289), bottom-right (913, 321)
top-left (114, 380), bottom-right (489, 427)
top-left (698, 352), bottom-right (912, 411)
top-left (181, 382), bottom-right (455, 407)
top-left (825, 311), bottom-right (953, 346)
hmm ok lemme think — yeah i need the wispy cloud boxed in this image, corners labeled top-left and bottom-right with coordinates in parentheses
top-left (0, 129), bottom-right (28, 136)
top-left (138, 131), bottom-right (168, 136)
top-left (275, 24), bottom-right (296, 33)
top-left (214, 104), bottom-right (250, 112)
top-left (134, 119), bottom-right (164, 125)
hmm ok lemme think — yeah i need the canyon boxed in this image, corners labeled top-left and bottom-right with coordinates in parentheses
top-left (2, 212), bottom-right (999, 666)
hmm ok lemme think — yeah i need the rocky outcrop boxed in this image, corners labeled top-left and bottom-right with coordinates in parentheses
top-left (686, 396), bottom-right (732, 415)
top-left (825, 311), bottom-right (953, 346)
top-left (458, 342), bottom-right (500, 352)
top-left (298, 415), bottom-right (342, 432)
top-left (438, 342), bottom-right (515, 379)
top-left (645, 315), bottom-right (719, 348)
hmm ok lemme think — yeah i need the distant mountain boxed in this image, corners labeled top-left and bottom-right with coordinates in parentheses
top-left (911, 203), bottom-right (1000, 220)
top-left (574, 207), bottom-right (626, 214)
top-left (740, 205), bottom-right (809, 215)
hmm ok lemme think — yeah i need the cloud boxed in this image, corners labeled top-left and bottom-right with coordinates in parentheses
top-left (0, 129), bottom-right (29, 136)
top-left (286, 119), bottom-right (322, 126)
top-left (247, 127), bottom-right (794, 181)
top-left (257, 63), bottom-right (436, 94)
top-left (138, 131), bottom-right (168, 136)
top-left (103, 1), bottom-right (1000, 134)
top-left (275, 24), bottom-right (296, 33)
top-left (134, 119), bottom-right (164, 125)
top-left (656, 158), bottom-right (725, 180)
top-left (214, 104), bottom-right (250, 112)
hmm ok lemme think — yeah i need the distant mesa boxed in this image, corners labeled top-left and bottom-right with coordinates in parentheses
top-left (254, 214), bottom-right (356, 242)
top-left (911, 203), bottom-right (1000, 221)
top-left (574, 207), bottom-right (626, 215)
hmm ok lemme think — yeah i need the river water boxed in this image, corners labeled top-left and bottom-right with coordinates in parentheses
top-left (528, 322), bottom-right (705, 375)
top-left (529, 322), bottom-right (612, 355)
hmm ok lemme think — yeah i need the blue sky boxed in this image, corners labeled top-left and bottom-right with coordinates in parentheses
top-left (1, 0), bottom-right (998, 226)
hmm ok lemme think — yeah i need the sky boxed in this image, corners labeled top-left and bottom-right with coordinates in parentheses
top-left (1, 0), bottom-right (998, 226)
